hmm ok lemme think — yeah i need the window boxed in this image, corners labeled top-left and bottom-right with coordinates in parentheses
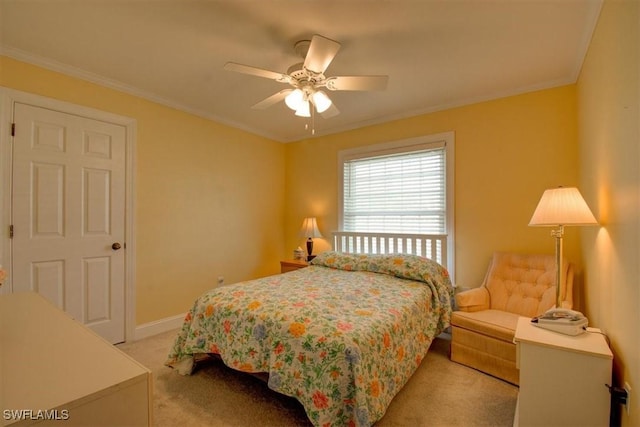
top-left (338, 132), bottom-right (454, 271)
top-left (342, 145), bottom-right (445, 234)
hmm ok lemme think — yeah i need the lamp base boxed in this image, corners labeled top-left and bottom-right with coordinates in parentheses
top-left (552, 225), bottom-right (565, 308)
top-left (306, 237), bottom-right (314, 262)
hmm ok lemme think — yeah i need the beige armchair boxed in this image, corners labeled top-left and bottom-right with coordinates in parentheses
top-left (450, 252), bottom-right (574, 385)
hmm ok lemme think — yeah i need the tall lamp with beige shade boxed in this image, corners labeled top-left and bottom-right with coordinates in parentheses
top-left (529, 186), bottom-right (598, 308)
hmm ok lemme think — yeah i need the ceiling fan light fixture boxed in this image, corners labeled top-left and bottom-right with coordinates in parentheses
top-left (312, 90), bottom-right (332, 113)
top-left (285, 89), bottom-right (304, 110)
top-left (225, 34), bottom-right (388, 128)
top-left (295, 101), bottom-right (311, 117)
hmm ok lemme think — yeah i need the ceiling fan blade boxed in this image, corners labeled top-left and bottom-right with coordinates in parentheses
top-left (251, 89), bottom-right (293, 110)
top-left (224, 62), bottom-right (290, 83)
top-left (304, 34), bottom-right (341, 74)
top-left (326, 75), bottom-right (389, 91)
top-left (320, 103), bottom-right (340, 119)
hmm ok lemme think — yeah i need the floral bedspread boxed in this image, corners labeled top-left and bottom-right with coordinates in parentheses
top-left (166, 252), bottom-right (453, 426)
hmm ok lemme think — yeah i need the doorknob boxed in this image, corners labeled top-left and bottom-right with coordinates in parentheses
top-left (112, 242), bottom-right (122, 251)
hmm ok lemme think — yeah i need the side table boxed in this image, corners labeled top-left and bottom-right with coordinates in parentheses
top-left (280, 259), bottom-right (308, 273)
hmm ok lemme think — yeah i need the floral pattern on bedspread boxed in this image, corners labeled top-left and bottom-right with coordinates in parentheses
top-left (166, 252), bottom-right (453, 427)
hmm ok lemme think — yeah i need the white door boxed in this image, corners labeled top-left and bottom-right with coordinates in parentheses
top-left (12, 102), bottom-right (126, 344)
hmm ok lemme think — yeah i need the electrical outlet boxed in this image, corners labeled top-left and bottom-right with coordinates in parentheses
top-left (217, 276), bottom-right (224, 286)
top-left (624, 382), bottom-right (632, 415)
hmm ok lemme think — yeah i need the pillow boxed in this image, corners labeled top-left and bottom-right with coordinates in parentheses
top-left (311, 251), bottom-right (451, 288)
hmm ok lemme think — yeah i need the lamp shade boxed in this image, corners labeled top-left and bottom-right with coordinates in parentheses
top-left (285, 89), bottom-right (304, 111)
top-left (300, 217), bottom-right (323, 238)
top-left (529, 187), bottom-right (598, 226)
top-left (312, 90), bottom-right (332, 113)
top-left (295, 101), bottom-right (311, 117)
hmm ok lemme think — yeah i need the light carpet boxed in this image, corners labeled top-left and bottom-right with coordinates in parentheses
top-left (117, 329), bottom-right (517, 426)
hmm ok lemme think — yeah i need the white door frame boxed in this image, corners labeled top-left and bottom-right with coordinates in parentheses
top-left (0, 87), bottom-right (137, 342)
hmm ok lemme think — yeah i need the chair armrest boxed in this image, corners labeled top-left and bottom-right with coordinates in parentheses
top-left (455, 287), bottom-right (490, 312)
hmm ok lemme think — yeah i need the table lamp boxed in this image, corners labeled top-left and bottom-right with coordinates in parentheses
top-left (300, 217), bottom-right (322, 261)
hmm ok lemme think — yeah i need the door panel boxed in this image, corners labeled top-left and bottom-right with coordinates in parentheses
top-left (32, 162), bottom-right (65, 236)
top-left (84, 256), bottom-right (110, 323)
top-left (12, 102), bottom-right (126, 343)
top-left (32, 260), bottom-right (65, 307)
top-left (84, 168), bottom-right (111, 235)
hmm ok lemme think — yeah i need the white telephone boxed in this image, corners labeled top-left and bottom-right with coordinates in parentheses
top-left (531, 308), bottom-right (588, 336)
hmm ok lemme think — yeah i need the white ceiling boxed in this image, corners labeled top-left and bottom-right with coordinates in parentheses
top-left (0, 0), bottom-right (602, 142)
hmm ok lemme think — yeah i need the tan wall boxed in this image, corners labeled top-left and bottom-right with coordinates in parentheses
top-left (0, 56), bottom-right (286, 324)
top-left (285, 85), bottom-right (582, 290)
top-left (577, 0), bottom-right (639, 424)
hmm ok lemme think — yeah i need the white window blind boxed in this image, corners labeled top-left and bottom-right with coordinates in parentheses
top-left (342, 144), bottom-right (446, 234)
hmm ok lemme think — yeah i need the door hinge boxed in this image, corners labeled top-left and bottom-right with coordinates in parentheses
top-left (9, 225), bottom-right (13, 239)
top-left (11, 123), bottom-right (15, 137)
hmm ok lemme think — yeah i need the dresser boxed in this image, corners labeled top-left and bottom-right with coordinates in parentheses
top-left (513, 316), bottom-right (612, 427)
top-left (0, 292), bottom-right (152, 426)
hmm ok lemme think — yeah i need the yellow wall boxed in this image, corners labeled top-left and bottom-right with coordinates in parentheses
top-left (0, 56), bottom-right (286, 324)
top-left (577, 0), bottom-right (639, 424)
top-left (285, 86), bottom-right (582, 290)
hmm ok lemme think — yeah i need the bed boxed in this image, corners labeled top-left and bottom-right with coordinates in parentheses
top-left (166, 251), bottom-right (453, 426)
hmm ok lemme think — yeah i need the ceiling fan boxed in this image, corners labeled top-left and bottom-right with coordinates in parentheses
top-left (224, 34), bottom-right (389, 120)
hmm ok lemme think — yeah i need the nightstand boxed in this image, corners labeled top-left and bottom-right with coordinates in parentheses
top-left (280, 259), bottom-right (308, 273)
top-left (513, 316), bottom-right (613, 426)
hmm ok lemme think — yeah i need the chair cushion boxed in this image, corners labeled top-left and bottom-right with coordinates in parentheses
top-left (451, 309), bottom-right (522, 342)
top-left (484, 252), bottom-right (560, 317)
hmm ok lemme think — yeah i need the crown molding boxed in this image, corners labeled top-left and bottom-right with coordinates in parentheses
top-left (0, 46), bottom-right (282, 142)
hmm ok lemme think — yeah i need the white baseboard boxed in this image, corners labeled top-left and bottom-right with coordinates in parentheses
top-left (133, 313), bottom-right (185, 341)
